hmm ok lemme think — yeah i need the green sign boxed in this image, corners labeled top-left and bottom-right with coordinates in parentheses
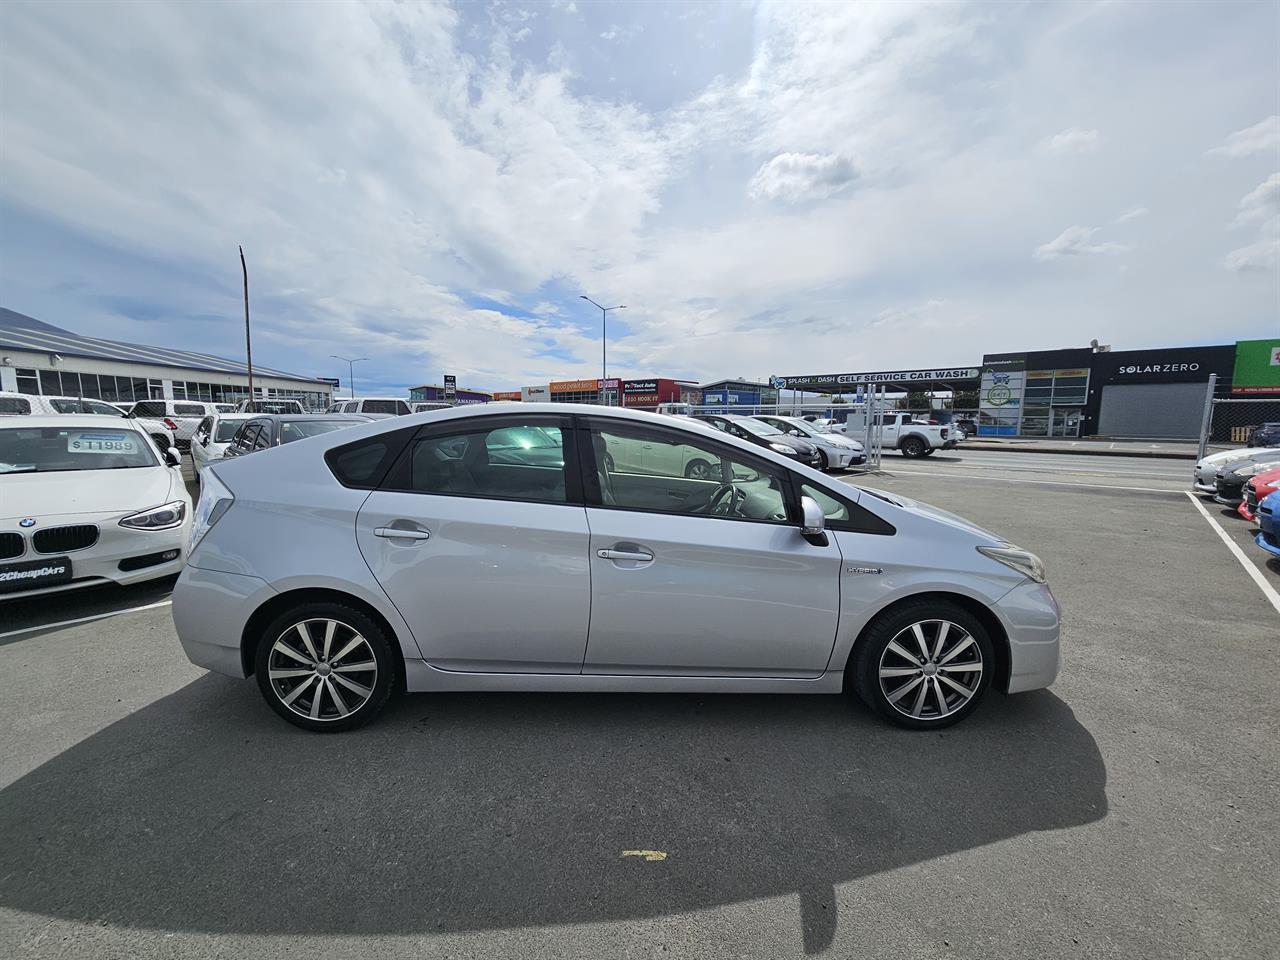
top-left (1232, 339), bottom-right (1280, 395)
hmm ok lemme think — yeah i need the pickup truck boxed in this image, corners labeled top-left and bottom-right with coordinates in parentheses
top-left (867, 412), bottom-right (955, 457)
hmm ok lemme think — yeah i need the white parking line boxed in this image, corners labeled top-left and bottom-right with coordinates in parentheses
top-left (0, 598), bottom-right (173, 640)
top-left (1185, 492), bottom-right (1280, 616)
top-left (856, 470), bottom-right (1183, 495)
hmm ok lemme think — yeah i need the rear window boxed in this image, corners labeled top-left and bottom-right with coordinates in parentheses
top-left (361, 400), bottom-right (408, 415)
top-left (0, 397), bottom-right (32, 415)
top-left (325, 425), bottom-right (417, 489)
top-left (132, 401), bottom-right (166, 418)
top-left (280, 419), bottom-right (362, 443)
top-left (174, 403), bottom-right (206, 416)
top-left (49, 398), bottom-right (84, 413)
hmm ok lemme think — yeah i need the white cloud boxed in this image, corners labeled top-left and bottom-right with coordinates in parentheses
top-left (1042, 127), bottom-right (1101, 154)
top-left (1225, 233), bottom-right (1280, 273)
top-left (1232, 172), bottom-right (1280, 226)
top-left (747, 152), bottom-right (858, 204)
top-left (1034, 226), bottom-right (1128, 261)
top-left (1209, 115), bottom-right (1280, 158)
top-left (530, 301), bottom-right (562, 316)
top-left (1116, 205), bottom-right (1149, 223)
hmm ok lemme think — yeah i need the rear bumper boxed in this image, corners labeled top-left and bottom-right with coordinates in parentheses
top-left (993, 581), bottom-right (1061, 694)
top-left (171, 565), bottom-right (277, 677)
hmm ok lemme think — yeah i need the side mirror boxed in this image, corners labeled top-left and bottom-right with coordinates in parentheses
top-left (799, 495), bottom-right (826, 542)
top-left (164, 447), bottom-right (182, 467)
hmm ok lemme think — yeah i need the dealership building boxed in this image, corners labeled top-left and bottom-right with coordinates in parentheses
top-left (0, 307), bottom-right (335, 410)
top-left (777, 338), bottom-right (1280, 440)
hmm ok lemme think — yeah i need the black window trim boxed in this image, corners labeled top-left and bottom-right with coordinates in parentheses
top-left (376, 413), bottom-right (583, 507)
top-left (575, 414), bottom-right (801, 528)
top-left (793, 480), bottom-right (898, 537)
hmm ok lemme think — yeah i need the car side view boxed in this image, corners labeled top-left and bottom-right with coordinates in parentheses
top-left (172, 405), bottom-right (1060, 732)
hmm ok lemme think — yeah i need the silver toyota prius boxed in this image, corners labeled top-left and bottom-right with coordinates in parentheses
top-left (173, 404), bottom-right (1059, 732)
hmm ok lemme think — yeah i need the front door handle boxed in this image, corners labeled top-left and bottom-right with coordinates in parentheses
top-left (374, 526), bottom-right (431, 541)
top-left (597, 548), bottom-right (654, 562)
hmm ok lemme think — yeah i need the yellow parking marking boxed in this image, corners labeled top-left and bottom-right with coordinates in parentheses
top-left (1185, 492), bottom-right (1280, 616)
top-left (621, 850), bottom-right (667, 861)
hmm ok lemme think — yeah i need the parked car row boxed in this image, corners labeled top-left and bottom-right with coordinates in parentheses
top-left (1191, 443), bottom-right (1280, 563)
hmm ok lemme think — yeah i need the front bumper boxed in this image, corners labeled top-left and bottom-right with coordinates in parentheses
top-left (1255, 528), bottom-right (1280, 558)
top-left (0, 516), bottom-right (189, 601)
top-left (171, 565), bottom-right (278, 676)
top-left (993, 580), bottom-right (1061, 694)
top-left (1214, 478), bottom-right (1246, 506)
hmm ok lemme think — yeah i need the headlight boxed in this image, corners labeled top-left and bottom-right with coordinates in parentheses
top-left (190, 468), bottom-right (234, 550)
top-left (769, 442), bottom-right (792, 453)
top-left (977, 545), bottom-right (1046, 583)
top-left (120, 500), bottom-right (187, 530)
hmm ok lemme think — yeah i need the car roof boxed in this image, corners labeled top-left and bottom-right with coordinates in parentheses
top-left (243, 413), bottom-right (374, 422)
top-left (0, 414), bottom-right (145, 429)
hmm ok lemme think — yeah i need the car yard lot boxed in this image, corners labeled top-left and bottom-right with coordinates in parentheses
top-left (1, 450), bottom-right (1276, 960)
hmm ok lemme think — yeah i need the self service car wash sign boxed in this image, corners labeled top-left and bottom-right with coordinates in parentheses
top-left (1232, 339), bottom-right (1280, 395)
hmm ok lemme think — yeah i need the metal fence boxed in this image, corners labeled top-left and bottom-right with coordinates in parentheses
top-left (1197, 374), bottom-right (1280, 458)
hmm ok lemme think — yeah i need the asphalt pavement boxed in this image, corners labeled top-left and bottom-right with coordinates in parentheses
top-left (1, 449), bottom-right (1276, 959)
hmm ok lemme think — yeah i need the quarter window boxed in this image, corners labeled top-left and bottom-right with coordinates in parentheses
top-left (0, 397), bottom-right (31, 414)
top-left (589, 423), bottom-right (789, 523)
top-left (174, 403), bottom-right (206, 416)
top-left (405, 421), bottom-right (568, 503)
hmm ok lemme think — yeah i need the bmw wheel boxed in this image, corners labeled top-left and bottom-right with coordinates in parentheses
top-left (254, 602), bottom-right (398, 732)
top-left (850, 600), bottom-right (993, 729)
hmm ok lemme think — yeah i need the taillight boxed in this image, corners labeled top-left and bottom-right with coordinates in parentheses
top-left (164, 417), bottom-right (178, 430)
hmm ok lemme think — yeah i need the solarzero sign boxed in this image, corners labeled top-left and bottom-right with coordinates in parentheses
top-left (1117, 363), bottom-right (1200, 375)
top-left (775, 368), bottom-right (981, 390)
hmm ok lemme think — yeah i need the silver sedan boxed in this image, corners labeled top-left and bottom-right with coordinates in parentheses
top-left (173, 404), bottom-right (1060, 732)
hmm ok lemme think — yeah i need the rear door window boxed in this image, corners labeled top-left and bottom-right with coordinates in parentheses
top-left (174, 403), bottom-right (206, 416)
top-left (0, 397), bottom-right (32, 415)
top-left (397, 419), bottom-right (571, 504)
top-left (132, 401), bottom-right (166, 418)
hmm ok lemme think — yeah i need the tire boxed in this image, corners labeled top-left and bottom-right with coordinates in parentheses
top-left (900, 436), bottom-right (927, 458)
top-left (849, 599), bottom-right (994, 730)
top-left (603, 452), bottom-right (615, 472)
top-left (817, 450), bottom-right (830, 472)
top-left (921, 448), bottom-right (936, 457)
top-left (685, 458), bottom-right (713, 480)
top-left (254, 602), bottom-right (399, 732)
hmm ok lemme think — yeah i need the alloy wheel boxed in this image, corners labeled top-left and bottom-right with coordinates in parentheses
top-left (266, 619), bottom-right (378, 722)
top-left (686, 459), bottom-right (712, 480)
top-left (878, 619), bottom-right (983, 721)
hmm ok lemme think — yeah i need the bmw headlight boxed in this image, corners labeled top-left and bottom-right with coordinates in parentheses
top-left (119, 501), bottom-right (187, 530)
top-left (190, 469), bottom-right (234, 550)
top-left (977, 545), bottom-right (1046, 583)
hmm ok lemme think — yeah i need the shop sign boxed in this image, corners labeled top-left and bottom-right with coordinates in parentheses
top-left (550, 378), bottom-right (599, 393)
top-left (1231, 339), bottom-right (1280, 395)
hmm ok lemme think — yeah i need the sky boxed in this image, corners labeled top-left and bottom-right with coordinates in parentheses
top-left (1, 0), bottom-right (1277, 396)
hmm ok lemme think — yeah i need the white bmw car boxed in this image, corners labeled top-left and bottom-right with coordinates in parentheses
top-left (0, 416), bottom-right (191, 599)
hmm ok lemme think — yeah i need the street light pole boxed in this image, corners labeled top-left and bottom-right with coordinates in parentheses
top-left (330, 354), bottom-right (368, 401)
top-left (239, 245), bottom-right (254, 402)
top-left (580, 295), bottom-right (625, 404)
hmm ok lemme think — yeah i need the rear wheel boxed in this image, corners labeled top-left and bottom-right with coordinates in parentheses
top-left (254, 602), bottom-right (398, 732)
top-left (900, 436), bottom-right (927, 458)
top-left (850, 600), bottom-right (993, 729)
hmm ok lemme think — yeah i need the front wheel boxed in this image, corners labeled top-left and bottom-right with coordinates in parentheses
top-left (849, 600), bottom-right (993, 729)
top-left (817, 450), bottom-right (830, 472)
top-left (254, 602), bottom-right (399, 732)
top-left (685, 458), bottom-right (713, 480)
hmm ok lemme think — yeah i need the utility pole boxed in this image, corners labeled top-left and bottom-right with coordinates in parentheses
top-left (580, 295), bottom-right (626, 403)
top-left (240, 245), bottom-right (254, 402)
top-left (330, 355), bottom-right (368, 400)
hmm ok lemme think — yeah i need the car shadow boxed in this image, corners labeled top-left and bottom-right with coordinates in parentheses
top-left (0, 681), bottom-right (1106, 953)
top-left (0, 575), bottom-right (177, 644)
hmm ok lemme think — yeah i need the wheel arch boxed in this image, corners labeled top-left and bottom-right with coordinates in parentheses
top-left (240, 587), bottom-right (406, 686)
top-left (897, 432), bottom-right (929, 450)
top-left (841, 591), bottom-right (1011, 693)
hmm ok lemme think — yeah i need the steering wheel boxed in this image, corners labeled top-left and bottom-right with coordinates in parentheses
top-left (706, 482), bottom-right (745, 517)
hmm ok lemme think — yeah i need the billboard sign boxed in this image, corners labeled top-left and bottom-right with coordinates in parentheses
top-left (550, 378), bottom-right (599, 393)
top-left (443, 374), bottom-right (456, 401)
top-left (1232, 339), bottom-right (1280, 395)
top-left (775, 367), bottom-right (981, 390)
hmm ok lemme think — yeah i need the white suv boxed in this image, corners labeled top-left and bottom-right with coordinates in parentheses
top-left (0, 392), bottom-right (176, 454)
top-left (327, 398), bottom-right (411, 416)
top-left (124, 399), bottom-right (217, 450)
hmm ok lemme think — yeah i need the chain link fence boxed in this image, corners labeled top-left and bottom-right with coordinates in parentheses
top-left (1199, 391), bottom-right (1280, 457)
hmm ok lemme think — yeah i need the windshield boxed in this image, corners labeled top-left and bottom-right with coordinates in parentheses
top-left (214, 420), bottom-right (246, 442)
top-left (784, 419), bottom-right (820, 437)
top-left (279, 419), bottom-right (361, 443)
top-left (0, 426), bottom-right (158, 473)
top-left (736, 418), bottom-right (781, 438)
top-left (246, 401), bottom-right (302, 414)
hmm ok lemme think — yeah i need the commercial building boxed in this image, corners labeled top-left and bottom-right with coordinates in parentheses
top-left (700, 378), bottom-right (779, 408)
top-left (0, 307), bottom-right (335, 410)
top-left (620, 378), bottom-right (702, 408)
top-left (532, 377), bottom-right (700, 408)
top-left (408, 383), bottom-right (493, 405)
top-left (777, 338), bottom-right (1279, 440)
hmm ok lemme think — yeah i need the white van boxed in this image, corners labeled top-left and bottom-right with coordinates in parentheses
top-left (326, 397), bottom-right (412, 416)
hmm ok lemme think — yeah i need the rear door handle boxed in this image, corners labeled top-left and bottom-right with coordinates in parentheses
top-left (597, 548), bottom-right (654, 562)
top-left (374, 526), bottom-right (431, 541)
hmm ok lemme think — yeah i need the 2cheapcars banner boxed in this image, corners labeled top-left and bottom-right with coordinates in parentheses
top-left (1232, 339), bottom-right (1280, 395)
